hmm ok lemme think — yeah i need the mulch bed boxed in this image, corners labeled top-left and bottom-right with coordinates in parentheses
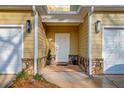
top-left (8, 76), bottom-right (59, 88)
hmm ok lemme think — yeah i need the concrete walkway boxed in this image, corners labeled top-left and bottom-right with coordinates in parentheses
top-left (103, 75), bottom-right (124, 88)
top-left (41, 65), bottom-right (124, 88)
top-left (0, 75), bottom-right (16, 88)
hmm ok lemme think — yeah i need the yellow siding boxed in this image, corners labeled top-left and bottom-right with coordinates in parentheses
top-left (46, 26), bottom-right (79, 55)
top-left (0, 11), bottom-right (34, 58)
top-left (78, 15), bottom-right (88, 58)
top-left (38, 18), bottom-right (48, 69)
top-left (38, 20), bottom-right (48, 57)
top-left (92, 12), bottom-right (124, 58)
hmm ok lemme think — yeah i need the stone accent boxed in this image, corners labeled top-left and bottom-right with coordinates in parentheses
top-left (22, 58), bottom-right (34, 75)
top-left (92, 58), bottom-right (104, 75)
top-left (21, 57), bottom-right (103, 75)
top-left (78, 56), bottom-right (89, 74)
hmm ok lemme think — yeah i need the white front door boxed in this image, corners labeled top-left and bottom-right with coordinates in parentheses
top-left (55, 33), bottom-right (70, 63)
top-left (103, 27), bottom-right (124, 74)
top-left (0, 27), bottom-right (23, 74)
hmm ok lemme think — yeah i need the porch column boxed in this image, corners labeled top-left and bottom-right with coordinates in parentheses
top-left (33, 6), bottom-right (38, 75)
top-left (88, 6), bottom-right (94, 75)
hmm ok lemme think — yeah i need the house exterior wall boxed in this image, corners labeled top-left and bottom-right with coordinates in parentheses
top-left (91, 12), bottom-right (124, 74)
top-left (0, 10), bottom-right (34, 74)
top-left (0, 10), bottom-right (49, 74)
top-left (38, 18), bottom-right (49, 72)
top-left (46, 26), bottom-right (79, 56)
top-left (78, 14), bottom-right (89, 73)
top-left (0, 10), bottom-right (34, 58)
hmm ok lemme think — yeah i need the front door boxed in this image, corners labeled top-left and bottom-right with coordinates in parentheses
top-left (55, 33), bottom-right (70, 63)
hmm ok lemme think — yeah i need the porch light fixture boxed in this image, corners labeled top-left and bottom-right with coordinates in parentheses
top-left (26, 20), bottom-right (32, 33)
top-left (95, 20), bottom-right (102, 33)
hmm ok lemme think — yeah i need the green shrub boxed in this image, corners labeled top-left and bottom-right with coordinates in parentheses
top-left (16, 70), bottom-right (29, 81)
top-left (34, 73), bottom-right (46, 81)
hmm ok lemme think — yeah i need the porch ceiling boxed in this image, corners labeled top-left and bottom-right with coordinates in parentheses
top-left (37, 6), bottom-right (89, 23)
top-left (38, 6), bottom-right (124, 23)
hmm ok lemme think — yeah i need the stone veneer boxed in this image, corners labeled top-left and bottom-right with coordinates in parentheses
top-left (92, 58), bottom-right (103, 75)
top-left (78, 56), bottom-right (103, 75)
top-left (22, 57), bottom-right (48, 75)
top-left (78, 56), bottom-right (89, 74)
top-left (21, 57), bottom-right (103, 75)
top-left (22, 58), bottom-right (34, 75)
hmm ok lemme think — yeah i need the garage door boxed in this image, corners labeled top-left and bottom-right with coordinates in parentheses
top-left (103, 27), bottom-right (124, 74)
top-left (0, 27), bottom-right (23, 74)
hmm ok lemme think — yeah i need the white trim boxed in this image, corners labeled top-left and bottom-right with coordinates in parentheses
top-left (33, 6), bottom-right (38, 75)
top-left (21, 25), bottom-right (24, 58)
top-left (55, 33), bottom-right (70, 62)
top-left (0, 24), bottom-right (24, 74)
top-left (102, 26), bottom-right (105, 73)
top-left (0, 25), bottom-right (23, 28)
top-left (103, 25), bottom-right (124, 29)
top-left (88, 6), bottom-right (94, 75)
top-left (102, 25), bottom-right (124, 73)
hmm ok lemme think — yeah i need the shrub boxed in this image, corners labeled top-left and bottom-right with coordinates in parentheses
top-left (34, 73), bottom-right (46, 81)
top-left (16, 70), bottom-right (29, 81)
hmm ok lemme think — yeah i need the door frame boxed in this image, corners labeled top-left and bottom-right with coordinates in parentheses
top-left (55, 33), bottom-right (70, 62)
top-left (102, 25), bottom-right (124, 73)
top-left (0, 24), bottom-right (24, 74)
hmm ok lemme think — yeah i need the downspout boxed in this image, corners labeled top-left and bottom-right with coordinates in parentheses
top-left (88, 6), bottom-right (94, 76)
top-left (32, 6), bottom-right (38, 75)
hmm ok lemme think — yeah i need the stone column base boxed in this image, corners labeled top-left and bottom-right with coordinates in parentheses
top-left (22, 58), bottom-right (34, 75)
top-left (92, 58), bottom-right (103, 75)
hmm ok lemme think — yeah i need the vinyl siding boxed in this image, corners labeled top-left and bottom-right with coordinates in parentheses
top-left (78, 15), bottom-right (88, 57)
top-left (38, 17), bottom-right (48, 70)
top-left (38, 21), bottom-right (48, 57)
top-left (0, 11), bottom-right (34, 58)
top-left (92, 12), bottom-right (124, 58)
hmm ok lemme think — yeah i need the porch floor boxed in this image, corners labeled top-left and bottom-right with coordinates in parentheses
top-left (41, 64), bottom-right (118, 88)
top-left (42, 64), bottom-right (82, 72)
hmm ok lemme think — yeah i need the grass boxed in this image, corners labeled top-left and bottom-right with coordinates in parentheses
top-left (16, 70), bottom-right (30, 81)
top-left (34, 73), bottom-right (45, 81)
top-left (33, 73), bottom-right (54, 84)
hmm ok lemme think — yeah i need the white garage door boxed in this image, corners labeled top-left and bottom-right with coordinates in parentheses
top-left (103, 27), bottom-right (124, 74)
top-left (0, 27), bottom-right (23, 74)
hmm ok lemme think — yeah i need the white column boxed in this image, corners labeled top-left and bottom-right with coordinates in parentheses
top-left (88, 6), bottom-right (94, 75)
top-left (33, 6), bottom-right (38, 75)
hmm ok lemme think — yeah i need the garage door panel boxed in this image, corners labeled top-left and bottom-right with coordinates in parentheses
top-left (103, 28), bottom-right (124, 74)
top-left (0, 27), bottom-right (22, 74)
top-left (0, 46), bottom-right (21, 63)
top-left (104, 53), bottom-right (119, 60)
top-left (0, 64), bottom-right (22, 74)
top-left (0, 63), bottom-right (22, 67)
top-left (120, 45), bottom-right (124, 49)
top-left (119, 31), bottom-right (124, 35)
top-left (10, 32), bottom-right (22, 44)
